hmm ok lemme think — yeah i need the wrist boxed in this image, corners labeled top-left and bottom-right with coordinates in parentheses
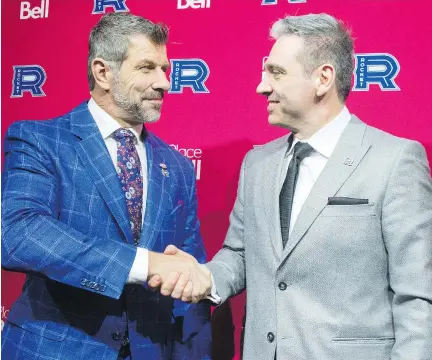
top-left (147, 251), bottom-right (162, 280)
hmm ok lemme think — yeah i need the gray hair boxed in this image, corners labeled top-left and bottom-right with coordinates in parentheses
top-left (271, 13), bottom-right (354, 102)
top-left (87, 12), bottom-right (169, 91)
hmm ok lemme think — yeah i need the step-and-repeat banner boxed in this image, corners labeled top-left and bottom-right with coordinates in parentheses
top-left (2, 0), bottom-right (431, 358)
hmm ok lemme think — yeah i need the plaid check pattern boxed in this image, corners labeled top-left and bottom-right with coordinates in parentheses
top-left (1, 101), bottom-right (211, 360)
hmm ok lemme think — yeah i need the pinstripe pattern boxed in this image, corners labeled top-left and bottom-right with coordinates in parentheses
top-left (1, 101), bottom-right (211, 359)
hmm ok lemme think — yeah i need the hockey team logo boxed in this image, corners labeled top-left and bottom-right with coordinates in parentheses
top-left (262, 0), bottom-right (306, 5)
top-left (353, 53), bottom-right (400, 91)
top-left (92, 0), bottom-right (129, 14)
top-left (11, 65), bottom-right (47, 98)
top-left (20, 0), bottom-right (49, 20)
top-left (169, 59), bottom-right (210, 94)
top-left (170, 145), bottom-right (202, 180)
top-left (177, 0), bottom-right (210, 9)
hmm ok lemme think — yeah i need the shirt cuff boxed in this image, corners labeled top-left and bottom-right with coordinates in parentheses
top-left (126, 247), bottom-right (149, 284)
top-left (201, 264), bottom-right (222, 304)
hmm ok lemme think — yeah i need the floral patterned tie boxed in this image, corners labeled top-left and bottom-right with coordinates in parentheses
top-left (113, 129), bottom-right (143, 246)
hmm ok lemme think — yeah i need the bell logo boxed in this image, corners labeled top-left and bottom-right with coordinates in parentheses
top-left (177, 0), bottom-right (210, 9)
top-left (20, 0), bottom-right (49, 20)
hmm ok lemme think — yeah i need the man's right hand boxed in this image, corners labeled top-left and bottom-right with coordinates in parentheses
top-left (147, 245), bottom-right (212, 303)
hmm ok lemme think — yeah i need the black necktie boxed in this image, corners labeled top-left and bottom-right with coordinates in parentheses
top-left (279, 141), bottom-right (314, 248)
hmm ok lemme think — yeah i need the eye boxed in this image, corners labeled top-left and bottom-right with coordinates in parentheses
top-left (266, 66), bottom-right (285, 79)
top-left (139, 65), bottom-right (155, 72)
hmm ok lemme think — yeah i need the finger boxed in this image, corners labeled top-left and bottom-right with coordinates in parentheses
top-left (190, 268), bottom-right (203, 303)
top-left (164, 245), bottom-right (179, 255)
top-left (181, 281), bottom-right (193, 302)
top-left (148, 275), bottom-right (162, 291)
top-left (173, 249), bottom-right (196, 261)
top-left (194, 277), bottom-right (207, 303)
top-left (197, 265), bottom-right (212, 297)
top-left (164, 245), bottom-right (195, 260)
top-left (161, 272), bottom-right (180, 296)
top-left (191, 266), bottom-right (211, 303)
top-left (171, 273), bottom-right (190, 299)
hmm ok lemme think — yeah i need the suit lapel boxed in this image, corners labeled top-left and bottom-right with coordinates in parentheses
top-left (261, 136), bottom-right (289, 260)
top-left (139, 134), bottom-right (168, 250)
top-left (280, 116), bottom-right (371, 263)
top-left (70, 102), bottom-right (133, 244)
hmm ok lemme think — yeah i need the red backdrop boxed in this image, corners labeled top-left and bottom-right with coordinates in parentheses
top-left (2, 0), bottom-right (431, 358)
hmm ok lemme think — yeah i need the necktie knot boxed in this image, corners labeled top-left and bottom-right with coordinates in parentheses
top-left (293, 141), bottom-right (314, 162)
top-left (113, 128), bottom-right (135, 141)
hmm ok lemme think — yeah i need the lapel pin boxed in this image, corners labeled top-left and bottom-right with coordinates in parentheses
top-left (343, 157), bottom-right (354, 166)
top-left (160, 163), bottom-right (169, 177)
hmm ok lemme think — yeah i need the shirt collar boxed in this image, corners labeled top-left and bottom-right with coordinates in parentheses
top-left (286, 106), bottom-right (351, 159)
top-left (87, 97), bottom-right (143, 142)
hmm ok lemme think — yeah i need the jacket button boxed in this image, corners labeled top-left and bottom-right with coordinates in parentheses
top-left (121, 337), bottom-right (130, 346)
top-left (278, 282), bottom-right (287, 291)
top-left (112, 331), bottom-right (122, 341)
top-left (267, 332), bottom-right (275, 343)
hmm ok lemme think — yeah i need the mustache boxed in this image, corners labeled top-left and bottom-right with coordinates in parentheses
top-left (143, 92), bottom-right (164, 101)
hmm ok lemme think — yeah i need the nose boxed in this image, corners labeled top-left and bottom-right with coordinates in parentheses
top-left (256, 74), bottom-right (272, 95)
top-left (152, 68), bottom-right (170, 92)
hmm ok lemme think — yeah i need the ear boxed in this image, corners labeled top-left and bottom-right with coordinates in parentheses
top-left (315, 63), bottom-right (336, 97)
top-left (91, 58), bottom-right (115, 91)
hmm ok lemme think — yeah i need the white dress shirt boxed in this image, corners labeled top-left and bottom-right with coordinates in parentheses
top-left (209, 107), bottom-right (352, 303)
top-left (88, 98), bottom-right (149, 284)
top-left (282, 107), bottom-right (351, 234)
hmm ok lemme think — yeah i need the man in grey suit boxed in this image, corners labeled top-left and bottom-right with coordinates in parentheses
top-left (150, 13), bottom-right (432, 360)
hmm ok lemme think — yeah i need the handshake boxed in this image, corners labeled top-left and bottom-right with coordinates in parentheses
top-left (147, 245), bottom-right (212, 303)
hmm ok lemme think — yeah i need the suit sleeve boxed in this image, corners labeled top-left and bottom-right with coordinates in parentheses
top-left (205, 151), bottom-right (250, 303)
top-left (171, 159), bottom-right (212, 359)
top-left (382, 141), bottom-right (432, 359)
top-left (1, 121), bottom-right (137, 300)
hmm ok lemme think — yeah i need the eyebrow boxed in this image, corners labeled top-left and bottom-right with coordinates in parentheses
top-left (265, 62), bottom-right (286, 73)
top-left (137, 60), bottom-right (170, 71)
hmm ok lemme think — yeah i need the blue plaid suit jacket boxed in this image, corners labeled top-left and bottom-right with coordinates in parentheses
top-left (1, 101), bottom-right (211, 359)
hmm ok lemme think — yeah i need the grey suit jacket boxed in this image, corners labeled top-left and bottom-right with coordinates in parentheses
top-left (207, 116), bottom-right (432, 360)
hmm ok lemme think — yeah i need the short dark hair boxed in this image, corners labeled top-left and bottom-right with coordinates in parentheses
top-left (87, 12), bottom-right (169, 90)
top-left (271, 13), bottom-right (354, 102)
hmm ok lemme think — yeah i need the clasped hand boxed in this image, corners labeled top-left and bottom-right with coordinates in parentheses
top-left (147, 245), bottom-right (211, 303)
